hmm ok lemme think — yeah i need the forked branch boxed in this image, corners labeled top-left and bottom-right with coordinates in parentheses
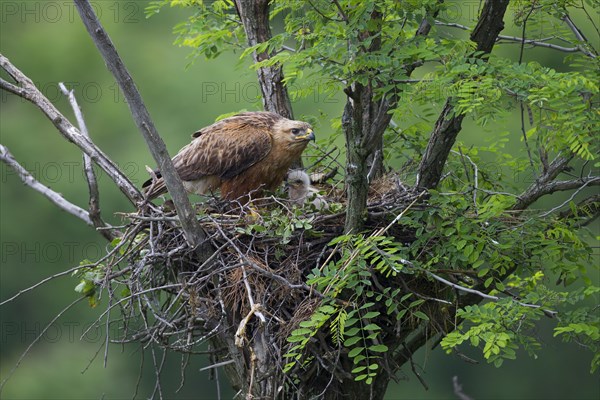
top-left (0, 144), bottom-right (93, 226)
top-left (0, 54), bottom-right (143, 206)
top-left (512, 155), bottom-right (576, 211)
top-left (59, 82), bottom-right (119, 241)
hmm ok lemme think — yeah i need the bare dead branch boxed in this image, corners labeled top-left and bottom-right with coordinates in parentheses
top-left (0, 144), bottom-right (93, 226)
top-left (58, 82), bottom-right (119, 241)
top-left (150, 346), bottom-right (167, 400)
top-left (394, 256), bottom-right (558, 315)
top-left (73, 0), bottom-right (205, 250)
top-left (0, 54), bottom-right (143, 206)
top-left (453, 376), bottom-right (474, 400)
top-left (438, 274), bottom-right (557, 316)
top-left (58, 83), bottom-right (100, 219)
top-left (0, 77), bottom-right (23, 96)
top-left (499, 35), bottom-right (595, 56)
top-left (0, 220), bottom-right (139, 307)
top-left (0, 296), bottom-right (86, 393)
top-left (199, 359), bottom-right (236, 372)
top-left (437, 21), bottom-right (596, 57)
top-left (78, 283), bottom-right (184, 340)
top-left (207, 215), bottom-right (316, 294)
top-left (240, 266), bottom-right (267, 324)
top-left (538, 177), bottom-right (600, 217)
top-left (561, 13), bottom-right (598, 57)
top-left (0, 263), bottom-right (92, 306)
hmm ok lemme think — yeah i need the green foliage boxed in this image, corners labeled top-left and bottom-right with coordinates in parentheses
top-left (146, 0), bottom-right (600, 383)
top-left (148, 0), bottom-right (599, 172)
top-left (72, 260), bottom-right (104, 308)
top-left (283, 183), bottom-right (598, 380)
top-left (284, 233), bottom-right (431, 383)
top-left (284, 298), bottom-right (390, 385)
top-left (552, 285), bottom-right (600, 373)
top-left (147, 0), bottom-right (243, 60)
top-left (442, 284), bottom-right (600, 373)
top-left (441, 302), bottom-right (534, 368)
top-left (420, 188), bottom-right (598, 371)
top-left (235, 207), bottom-right (314, 244)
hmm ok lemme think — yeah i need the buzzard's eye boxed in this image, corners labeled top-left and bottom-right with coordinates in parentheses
top-left (291, 128), bottom-right (300, 135)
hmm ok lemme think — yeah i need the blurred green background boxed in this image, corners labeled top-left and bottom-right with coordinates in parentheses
top-left (0, 1), bottom-right (598, 399)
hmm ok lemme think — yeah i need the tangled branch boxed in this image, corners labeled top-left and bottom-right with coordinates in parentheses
top-left (74, 0), bottom-right (205, 250)
top-left (0, 54), bottom-right (143, 205)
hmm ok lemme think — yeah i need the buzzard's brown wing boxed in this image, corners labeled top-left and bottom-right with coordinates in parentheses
top-left (173, 119), bottom-right (273, 182)
top-left (143, 112), bottom-right (283, 199)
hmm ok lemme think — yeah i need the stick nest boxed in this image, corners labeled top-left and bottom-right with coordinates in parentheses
top-left (99, 172), bottom-right (436, 392)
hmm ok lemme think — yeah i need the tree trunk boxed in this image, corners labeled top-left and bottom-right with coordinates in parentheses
top-left (416, 100), bottom-right (465, 189)
top-left (342, 80), bottom-right (394, 234)
top-left (234, 0), bottom-right (293, 120)
top-left (343, 86), bottom-right (372, 233)
top-left (235, 0), bottom-right (302, 170)
top-left (416, 0), bottom-right (510, 190)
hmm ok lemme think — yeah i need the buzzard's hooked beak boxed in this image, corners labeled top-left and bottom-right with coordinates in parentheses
top-left (297, 128), bottom-right (315, 141)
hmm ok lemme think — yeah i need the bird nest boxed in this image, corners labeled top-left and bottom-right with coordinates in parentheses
top-left (93, 172), bottom-right (440, 393)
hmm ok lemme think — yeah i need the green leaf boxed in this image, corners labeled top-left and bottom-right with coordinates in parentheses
top-left (348, 347), bottom-right (364, 358)
top-left (299, 320), bottom-right (317, 328)
top-left (344, 336), bottom-right (362, 346)
top-left (287, 335), bottom-right (307, 344)
top-left (369, 344), bottom-right (388, 353)
top-left (396, 309), bottom-right (408, 320)
top-left (74, 280), bottom-right (95, 296)
top-left (413, 311), bottom-right (430, 321)
top-left (363, 311), bottom-right (380, 319)
top-left (291, 328), bottom-right (313, 337)
top-left (409, 299), bottom-right (425, 308)
top-left (345, 327), bottom-right (360, 336)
